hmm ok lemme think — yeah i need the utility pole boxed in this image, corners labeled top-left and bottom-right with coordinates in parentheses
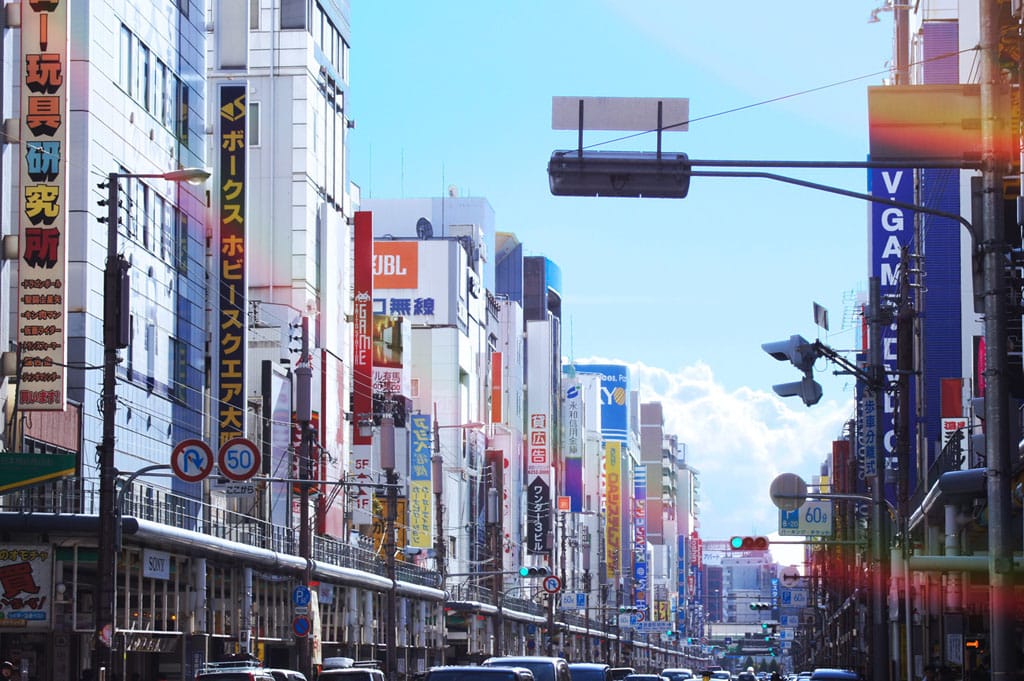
top-left (296, 317), bottom-right (313, 680)
top-left (381, 413), bottom-right (398, 681)
top-left (867, 278), bottom-right (891, 681)
top-left (94, 171), bottom-right (126, 681)
top-left (979, 1), bottom-right (1014, 679)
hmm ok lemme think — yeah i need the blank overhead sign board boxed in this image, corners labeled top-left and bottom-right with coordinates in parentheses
top-left (552, 96), bottom-right (689, 132)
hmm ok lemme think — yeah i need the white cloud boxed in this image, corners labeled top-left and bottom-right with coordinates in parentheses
top-left (576, 357), bottom-right (854, 541)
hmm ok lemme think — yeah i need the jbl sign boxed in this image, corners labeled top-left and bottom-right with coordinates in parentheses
top-left (373, 241), bottom-right (418, 288)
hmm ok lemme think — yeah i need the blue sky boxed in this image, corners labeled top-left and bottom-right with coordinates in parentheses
top-left (349, 2), bottom-right (895, 553)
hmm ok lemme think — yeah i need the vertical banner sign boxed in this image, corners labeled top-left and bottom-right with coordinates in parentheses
top-left (18, 0), bottom-right (69, 411)
top-left (677, 534), bottom-right (687, 621)
top-left (217, 85), bottom-right (247, 445)
top-left (490, 352), bottom-right (503, 424)
top-left (869, 167), bottom-right (913, 503)
top-left (526, 412), bottom-right (551, 554)
top-left (408, 413), bottom-right (433, 548)
top-left (351, 212), bottom-right (373, 525)
top-left (563, 381), bottom-right (583, 511)
top-left (0, 545), bottom-right (53, 628)
top-left (633, 465), bottom-right (647, 609)
top-left (604, 441), bottom-right (622, 580)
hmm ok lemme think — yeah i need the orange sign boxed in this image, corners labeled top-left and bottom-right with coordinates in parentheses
top-left (557, 496), bottom-right (571, 511)
top-left (373, 241), bottom-right (418, 289)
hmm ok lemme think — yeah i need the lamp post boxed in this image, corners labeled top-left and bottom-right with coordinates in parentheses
top-left (94, 167), bottom-right (209, 679)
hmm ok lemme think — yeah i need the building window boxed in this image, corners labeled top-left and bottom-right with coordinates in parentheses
top-left (170, 337), bottom-right (187, 402)
top-left (249, 102), bottom-right (260, 147)
top-left (175, 211), bottom-right (189, 275)
top-left (250, 0), bottom-right (260, 29)
top-left (137, 43), bottom-right (150, 112)
top-left (119, 25), bottom-right (133, 94)
top-left (178, 83), bottom-right (190, 145)
top-left (154, 60), bottom-right (168, 124)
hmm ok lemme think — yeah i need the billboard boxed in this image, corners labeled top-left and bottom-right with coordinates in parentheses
top-left (573, 364), bottom-right (629, 441)
top-left (18, 0), bottom-right (69, 411)
top-left (216, 85), bottom-right (247, 445)
top-left (408, 413), bottom-right (433, 548)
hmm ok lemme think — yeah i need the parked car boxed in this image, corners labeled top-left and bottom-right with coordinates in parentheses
top-left (569, 663), bottom-right (612, 681)
top-left (424, 666), bottom-right (535, 681)
top-left (482, 656), bottom-right (572, 681)
top-left (195, 659), bottom-right (276, 681)
top-left (610, 669), bottom-right (636, 681)
top-left (266, 670), bottom-right (307, 681)
top-left (318, 669), bottom-right (385, 681)
top-left (661, 670), bottom-right (694, 681)
top-left (809, 671), bottom-right (860, 681)
top-left (621, 674), bottom-right (669, 681)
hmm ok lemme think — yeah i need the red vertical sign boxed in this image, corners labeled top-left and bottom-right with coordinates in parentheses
top-left (353, 212), bottom-right (373, 445)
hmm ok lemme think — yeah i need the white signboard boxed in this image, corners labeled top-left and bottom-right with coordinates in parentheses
top-left (779, 588), bottom-right (808, 607)
top-left (143, 549), bottom-right (171, 580)
top-left (635, 621), bottom-right (672, 634)
top-left (779, 500), bottom-right (833, 537)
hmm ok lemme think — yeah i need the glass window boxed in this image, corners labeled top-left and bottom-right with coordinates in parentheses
top-left (141, 184), bottom-right (151, 250)
top-left (154, 194), bottom-right (167, 258)
top-left (178, 83), bottom-right (190, 145)
top-left (137, 43), bottom-right (150, 111)
top-left (168, 74), bottom-right (182, 132)
top-left (249, 101), bottom-right (260, 147)
top-left (170, 337), bottom-right (187, 402)
top-left (154, 60), bottom-right (167, 124)
top-left (175, 211), bottom-right (189, 275)
top-left (250, 0), bottom-right (260, 29)
top-left (280, 0), bottom-right (306, 29)
top-left (119, 25), bottom-right (133, 93)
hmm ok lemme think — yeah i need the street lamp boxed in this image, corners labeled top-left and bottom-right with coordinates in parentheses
top-left (94, 167), bottom-right (209, 680)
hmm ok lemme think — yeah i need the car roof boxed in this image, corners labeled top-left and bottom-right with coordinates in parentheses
top-left (570, 664), bottom-right (610, 669)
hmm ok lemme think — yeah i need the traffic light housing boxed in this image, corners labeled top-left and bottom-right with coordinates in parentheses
top-left (730, 536), bottom-right (769, 551)
top-left (749, 602), bottom-right (772, 611)
top-left (618, 605), bottom-right (641, 613)
top-left (548, 150), bottom-right (692, 198)
top-left (762, 335), bottom-right (822, 406)
top-left (519, 566), bottom-right (551, 578)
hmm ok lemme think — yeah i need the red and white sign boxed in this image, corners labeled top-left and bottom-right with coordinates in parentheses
top-left (218, 437), bottom-right (260, 481)
top-left (171, 439), bottom-right (214, 483)
top-left (542, 575), bottom-right (562, 594)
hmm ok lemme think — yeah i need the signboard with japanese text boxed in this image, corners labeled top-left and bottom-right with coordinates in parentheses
top-left (604, 441), bottom-right (622, 579)
top-left (351, 212), bottom-right (373, 526)
top-left (18, 0), bottom-right (69, 411)
top-left (779, 500), bottom-right (834, 537)
top-left (372, 315), bottom-right (409, 400)
top-left (0, 545), bottom-right (53, 629)
top-left (408, 413), bottom-right (433, 548)
top-left (633, 465), bottom-right (647, 609)
top-left (525, 320), bottom-right (552, 554)
top-left (216, 84), bottom-right (247, 446)
top-left (562, 379), bottom-right (583, 511)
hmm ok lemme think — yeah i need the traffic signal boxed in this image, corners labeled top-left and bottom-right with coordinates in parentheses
top-left (548, 150), bottom-right (692, 198)
top-left (749, 602), bottom-right (772, 611)
top-left (761, 335), bottom-right (822, 406)
top-left (730, 536), bottom-right (769, 550)
top-left (618, 605), bottom-right (641, 613)
top-left (519, 566), bottom-right (551, 578)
